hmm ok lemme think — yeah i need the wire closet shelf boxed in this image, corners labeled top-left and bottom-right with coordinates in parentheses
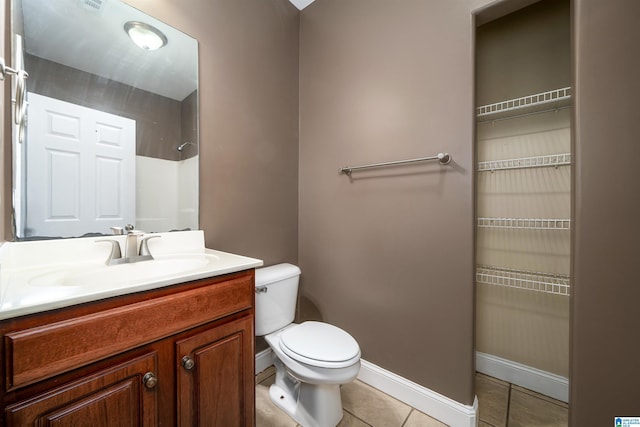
top-left (478, 153), bottom-right (571, 172)
top-left (477, 217), bottom-right (570, 230)
top-left (476, 87), bottom-right (572, 121)
top-left (475, 88), bottom-right (572, 298)
top-left (476, 265), bottom-right (570, 296)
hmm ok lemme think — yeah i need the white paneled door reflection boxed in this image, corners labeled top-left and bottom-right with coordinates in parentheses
top-left (26, 92), bottom-right (135, 237)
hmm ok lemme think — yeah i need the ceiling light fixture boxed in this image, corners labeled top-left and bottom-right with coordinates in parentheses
top-left (124, 21), bottom-right (167, 51)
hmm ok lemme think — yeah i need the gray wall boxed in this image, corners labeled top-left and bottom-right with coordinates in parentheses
top-left (571, 0), bottom-right (640, 424)
top-left (476, 0), bottom-right (570, 105)
top-left (180, 90), bottom-right (198, 160)
top-left (299, 0), bottom-right (476, 404)
top-left (125, 0), bottom-right (300, 266)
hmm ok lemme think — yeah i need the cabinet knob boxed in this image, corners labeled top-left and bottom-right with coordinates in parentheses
top-left (181, 355), bottom-right (195, 370)
top-left (142, 372), bottom-right (158, 389)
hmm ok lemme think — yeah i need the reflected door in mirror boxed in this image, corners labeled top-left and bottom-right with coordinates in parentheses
top-left (26, 93), bottom-right (135, 237)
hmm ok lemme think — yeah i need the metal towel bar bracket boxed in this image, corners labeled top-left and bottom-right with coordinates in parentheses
top-left (340, 152), bottom-right (451, 176)
top-left (0, 58), bottom-right (19, 80)
top-left (1, 57), bottom-right (29, 144)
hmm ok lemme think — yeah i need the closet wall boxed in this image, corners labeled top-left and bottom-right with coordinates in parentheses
top-left (475, 0), bottom-right (571, 383)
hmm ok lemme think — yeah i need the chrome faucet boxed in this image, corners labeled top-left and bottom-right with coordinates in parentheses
top-left (97, 224), bottom-right (160, 266)
top-left (124, 225), bottom-right (144, 259)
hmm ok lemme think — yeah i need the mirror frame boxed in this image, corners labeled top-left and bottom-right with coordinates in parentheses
top-left (9, 0), bottom-right (200, 241)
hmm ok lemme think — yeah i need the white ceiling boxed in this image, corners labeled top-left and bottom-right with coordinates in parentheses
top-left (289, 0), bottom-right (316, 10)
top-left (21, 0), bottom-right (198, 101)
top-left (19, 0), bottom-right (317, 100)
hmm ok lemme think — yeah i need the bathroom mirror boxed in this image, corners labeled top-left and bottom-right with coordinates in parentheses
top-left (11, 0), bottom-right (199, 239)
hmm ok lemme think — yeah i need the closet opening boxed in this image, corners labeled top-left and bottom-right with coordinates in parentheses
top-left (473, 0), bottom-right (571, 416)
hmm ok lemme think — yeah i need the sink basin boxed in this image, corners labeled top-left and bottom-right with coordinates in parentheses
top-left (0, 230), bottom-right (264, 320)
top-left (28, 254), bottom-right (221, 288)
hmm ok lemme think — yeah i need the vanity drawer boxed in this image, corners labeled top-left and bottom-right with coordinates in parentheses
top-left (4, 274), bottom-right (253, 391)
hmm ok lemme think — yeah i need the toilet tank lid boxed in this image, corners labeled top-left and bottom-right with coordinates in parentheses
top-left (255, 263), bottom-right (301, 287)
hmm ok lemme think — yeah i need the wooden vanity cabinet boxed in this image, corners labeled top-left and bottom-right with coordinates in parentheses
top-left (0, 270), bottom-right (256, 427)
top-left (5, 351), bottom-right (159, 426)
top-left (176, 315), bottom-right (254, 426)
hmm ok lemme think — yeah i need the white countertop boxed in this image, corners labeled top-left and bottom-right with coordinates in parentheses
top-left (0, 230), bottom-right (263, 320)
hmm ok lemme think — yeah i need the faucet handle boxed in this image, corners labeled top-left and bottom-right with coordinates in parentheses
top-left (125, 223), bottom-right (144, 236)
top-left (110, 226), bottom-right (124, 235)
top-left (96, 239), bottom-right (123, 265)
top-left (139, 235), bottom-right (161, 257)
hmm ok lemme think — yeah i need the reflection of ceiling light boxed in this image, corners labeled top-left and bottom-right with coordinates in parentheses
top-left (124, 21), bottom-right (167, 51)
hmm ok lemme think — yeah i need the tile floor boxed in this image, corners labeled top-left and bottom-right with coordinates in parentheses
top-left (476, 373), bottom-right (568, 427)
top-left (255, 368), bottom-right (568, 427)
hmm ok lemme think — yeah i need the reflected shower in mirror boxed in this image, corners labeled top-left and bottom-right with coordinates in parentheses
top-left (12, 0), bottom-right (199, 239)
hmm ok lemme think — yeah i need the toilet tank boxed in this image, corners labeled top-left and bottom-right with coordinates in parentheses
top-left (254, 263), bottom-right (301, 336)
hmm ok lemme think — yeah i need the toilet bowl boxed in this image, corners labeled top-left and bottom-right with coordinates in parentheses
top-left (255, 264), bottom-right (361, 427)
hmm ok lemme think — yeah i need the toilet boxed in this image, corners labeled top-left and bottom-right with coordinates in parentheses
top-left (255, 263), bottom-right (361, 427)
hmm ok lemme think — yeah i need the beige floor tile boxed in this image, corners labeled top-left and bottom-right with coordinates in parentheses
top-left (403, 409), bottom-right (450, 427)
top-left (338, 411), bottom-right (372, 426)
top-left (259, 373), bottom-right (276, 387)
top-left (508, 387), bottom-right (568, 427)
top-left (341, 380), bottom-right (411, 427)
top-left (256, 366), bottom-right (276, 384)
top-left (255, 383), bottom-right (297, 427)
top-left (476, 373), bottom-right (509, 427)
top-left (511, 385), bottom-right (568, 408)
top-left (256, 371), bottom-right (572, 427)
top-left (477, 372), bottom-right (510, 387)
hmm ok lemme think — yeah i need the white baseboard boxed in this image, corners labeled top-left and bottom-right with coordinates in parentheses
top-left (357, 360), bottom-right (478, 427)
top-left (475, 351), bottom-right (568, 403)
top-left (255, 348), bottom-right (274, 375)
top-left (255, 349), bottom-right (478, 427)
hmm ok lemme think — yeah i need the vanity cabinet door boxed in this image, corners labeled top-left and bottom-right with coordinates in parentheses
top-left (176, 315), bottom-right (254, 427)
top-left (5, 352), bottom-right (158, 427)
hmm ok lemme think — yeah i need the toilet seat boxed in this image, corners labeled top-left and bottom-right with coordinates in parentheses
top-left (279, 321), bottom-right (360, 369)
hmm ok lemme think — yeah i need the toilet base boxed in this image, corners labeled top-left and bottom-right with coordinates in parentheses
top-left (269, 382), bottom-right (343, 427)
top-left (269, 355), bottom-right (344, 427)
